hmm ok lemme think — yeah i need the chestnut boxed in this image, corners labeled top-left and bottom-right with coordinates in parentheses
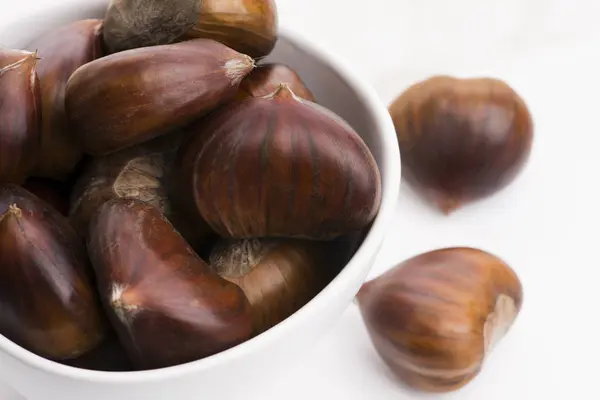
top-left (357, 247), bottom-right (523, 392)
top-left (102, 0), bottom-right (278, 58)
top-left (65, 38), bottom-right (255, 155)
top-left (28, 19), bottom-right (104, 181)
top-left (236, 63), bottom-right (316, 101)
top-left (0, 184), bottom-right (106, 360)
top-left (69, 131), bottom-right (211, 249)
top-left (209, 238), bottom-right (332, 334)
top-left (60, 334), bottom-right (134, 372)
top-left (0, 48), bottom-right (41, 184)
top-left (87, 198), bottom-right (254, 370)
top-left (389, 76), bottom-right (534, 213)
top-left (175, 84), bottom-right (382, 240)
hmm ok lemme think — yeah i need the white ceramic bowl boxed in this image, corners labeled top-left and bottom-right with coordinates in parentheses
top-left (0, 1), bottom-right (400, 399)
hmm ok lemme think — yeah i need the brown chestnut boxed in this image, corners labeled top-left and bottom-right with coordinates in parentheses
top-left (0, 48), bottom-right (41, 184)
top-left (0, 184), bottom-right (106, 360)
top-left (28, 19), bottom-right (104, 181)
top-left (69, 132), bottom-right (211, 249)
top-left (236, 63), bottom-right (315, 101)
top-left (389, 76), bottom-right (534, 213)
top-left (87, 198), bottom-right (254, 370)
top-left (22, 177), bottom-right (70, 215)
top-left (65, 38), bottom-right (255, 155)
top-left (102, 0), bottom-right (278, 58)
top-left (357, 247), bottom-right (523, 392)
top-left (175, 84), bottom-right (382, 240)
top-left (210, 238), bottom-right (332, 334)
top-left (60, 334), bottom-right (134, 372)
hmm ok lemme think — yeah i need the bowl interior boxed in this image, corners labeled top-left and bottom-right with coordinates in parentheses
top-left (0, 0), bottom-right (399, 382)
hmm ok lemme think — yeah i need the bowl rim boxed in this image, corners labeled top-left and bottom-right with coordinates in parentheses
top-left (0, 2), bottom-right (401, 384)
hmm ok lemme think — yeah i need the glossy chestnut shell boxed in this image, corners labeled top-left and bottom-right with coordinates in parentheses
top-left (102, 0), bottom-right (278, 58)
top-left (389, 76), bottom-right (534, 213)
top-left (0, 49), bottom-right (41, 184)
top-left (175, 84), bottom-right (382, 240)
top-left (0, 184), bottom-right (106, 360)
top-left (28, 19), bottom-right (104, 181)
top-left (357, 247), bottom-right (523, 392)
top-left (87, 198), bottom-right (254, 370)
top-left (210, 238), bottom-right (332, 333)
top-left (69, 131), bottom-right (212, 249)
top-left (184, 0), bottom-right (278, 58)
top-left (65, 38), bottom-right (255, 155)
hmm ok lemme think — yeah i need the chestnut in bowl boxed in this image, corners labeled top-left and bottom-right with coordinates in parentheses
top-left (0, 2), bottom-right (400, 400)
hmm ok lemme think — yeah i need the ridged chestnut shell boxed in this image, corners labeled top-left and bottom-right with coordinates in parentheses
top-left (65, 38), bottom-right (255, 155)
top-left (389, 76), bottom-right (533, 213)
top-left (102, 0), bottom-right (278, 58)
top-left (175, 84), bottom-right (382, 240)
top-left (0, 48), bottom-right (41, 184)
top-left (87, 198), bottom-right (254, 370)
top-left (28, 19), bottom-right (104, 181)
top-left (0, 184), bottom-right (106, 360)
top-left (357, 247), bottom-right (523, 392)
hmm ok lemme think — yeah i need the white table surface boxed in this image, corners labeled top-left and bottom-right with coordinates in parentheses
top-left (2, 0), bottom-right (600, 398)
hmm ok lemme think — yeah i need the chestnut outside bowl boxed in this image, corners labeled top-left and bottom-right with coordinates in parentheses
top-left (0, 1), bottom-right (401, 399)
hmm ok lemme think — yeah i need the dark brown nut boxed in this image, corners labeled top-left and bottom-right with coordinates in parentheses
top-left (357, 247), bottom-right (523, 392)
top-left (28, 19), bottom-right (104, 181)
top-left (210, 238), bottom-right (332, 334)
top-left (0, 184), bottom-right (106, 360)
top-left (102, 0), bottom-right (278, 58)
top-left (389, 76), bottom-right (534, 213)
top-left (175, 83), bottom-right (382, 240)
top-left (60, 334), bottom-right (134, 372)
top-left (65, 38), bottom-right (255, 156)
top-left (69, 132), bottom-right (211, 250)
top-left (87, 198), bottom-right (254, 370)
top-left (0, 49), bottom-right (41, 184)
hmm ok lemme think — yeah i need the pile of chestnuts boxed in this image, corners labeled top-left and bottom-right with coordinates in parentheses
top-left (0, 0), bottom-right (381, 372)
top-left (0, 0), bottom-right (532, 394)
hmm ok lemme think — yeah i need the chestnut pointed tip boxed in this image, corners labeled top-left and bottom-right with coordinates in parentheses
top-left (263, 82), bottom-right (301, 102)
top-left (436, 197), bottom-right (462, 215)
top-left (1, 204), bottom-right (23, 221)
top-left (110, 283), bottom-right (143, 325)
top-left (32, 48), bottom-right (42, 62)
top-left (8, 204), bottom-right (23, 218)
top-left (225, 54), bottom-right (256, 85)
top-left (0, 49), bottom-right (38, 75)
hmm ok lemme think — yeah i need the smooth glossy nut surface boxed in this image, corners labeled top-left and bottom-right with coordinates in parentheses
top-left (357, 247), bottom-right (523, 392)
top-left (389, 76), bottom-right (533, 213)
top-left (87, 198), bottom-right (254, 370)
top-left (0, 49), bottom-right (41, 184)
top-left (65, 38), bottom-right (255, 155)
top-left (0, 184), bottom-right (106, 360)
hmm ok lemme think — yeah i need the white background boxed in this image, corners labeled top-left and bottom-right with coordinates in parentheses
top-left (2, 0), bottom-right (600, 398)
